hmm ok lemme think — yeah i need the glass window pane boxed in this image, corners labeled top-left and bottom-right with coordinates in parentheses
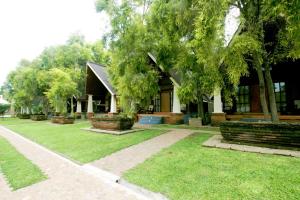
top-left (274, 83), bottom-right (280, 92)
top-left (237, 105), bottom-right (241, 112)
top-left (276, 93), bottom-right (281, 102)
top-left (244, 95), bottom-right (249, 103)
top-left (281, 92), bottom-right (286, 102)
top-left (244, 86), bottom-right (249, 95)
top-left (280, 82), bottom-right (285, 92)
top-left (246, 105), bottom-right (250, 112)
top-left (276, 104), bottom-right (280, 111)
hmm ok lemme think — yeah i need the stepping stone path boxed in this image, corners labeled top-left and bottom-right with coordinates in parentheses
top-left (89, 129), bottom-right (194, 176)
top-left (203, 135), bottom-right (300, 157)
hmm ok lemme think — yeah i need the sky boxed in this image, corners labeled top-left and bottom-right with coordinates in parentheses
top-left (0, 1), bottom-right (239, 87)
top-left (0, 0), bottom-right (109, 87)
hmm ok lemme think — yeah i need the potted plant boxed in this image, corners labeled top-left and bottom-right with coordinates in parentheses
top-left (31, 105), bottom-right (47, 121)
top-left (45, 68), bottom-right (77, 125)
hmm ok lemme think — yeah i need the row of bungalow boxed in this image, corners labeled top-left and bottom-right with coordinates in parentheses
top-left (74, 53), bottom-right (300, 126)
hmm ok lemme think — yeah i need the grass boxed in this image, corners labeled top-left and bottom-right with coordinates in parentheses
top-left (124, 133), bottom-right (300, 200)
top-left (0, 136), bottom-right (46, 190)
top-left (0, 118), bottom-right (164, 163)
top-left (151, 124), bottom-right (220, 132)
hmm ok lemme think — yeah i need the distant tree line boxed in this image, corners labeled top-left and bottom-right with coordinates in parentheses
top-left (1, 33), bottom-right (109, 116)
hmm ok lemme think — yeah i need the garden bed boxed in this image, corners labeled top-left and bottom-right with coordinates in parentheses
top-left (31, 114), bottom-right (47, 121)
top-left (91, 115), bottom-right (134, 131)
top-left (51, 116), bottom-right (74, 124)
top-left (220, 121), bottom-right (300, 147)
top-left (17, 114), bottom-right (31, 119)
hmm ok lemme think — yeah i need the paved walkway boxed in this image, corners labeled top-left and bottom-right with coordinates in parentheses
top-left (90, 129), bottom-right (193, 176)
top-left (203, 135), bottom-right (300, 157)
top-left (0, 126), bottom-right (152, 200)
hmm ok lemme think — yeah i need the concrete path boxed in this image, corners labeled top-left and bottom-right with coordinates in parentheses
top-left (203, 134), bottom-right (300, 157)
top-left (0, 126), bottom-right (152, 200)
top-left (90, 129), bottom-right (193, 176)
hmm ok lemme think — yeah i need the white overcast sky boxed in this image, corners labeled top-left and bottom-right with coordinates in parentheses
top-left (0, 0), bottom-right (110, 87)
top-left (0, 1), bottom-right (239, 87)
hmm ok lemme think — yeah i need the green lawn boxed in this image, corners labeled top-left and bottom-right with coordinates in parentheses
top-left (0, 136), bottom-right (46, 190)
top-left (151, 124), bottom-right (220, 132)
top-left (0, 118), bottom-right (164, 163)
top-left (124, 133), bottom-right (300, 200)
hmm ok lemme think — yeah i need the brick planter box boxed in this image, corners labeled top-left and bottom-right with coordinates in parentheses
top-left (220, 121), bottom-right (300, 147)
top-left (17, 114), bottom-right (31, 119)
top-left (91, 115), bottom-right (134, 131)
top-left (31, 114), bottom-right (47, 121)
top-left (164, 113), bottom-right (184, 125)
top-left (51, 116), bottom-right (75, 124)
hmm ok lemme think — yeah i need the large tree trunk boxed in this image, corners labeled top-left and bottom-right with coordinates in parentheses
top-left (265, 63), bottom-right (279, 122)
top-left (255, 64), bottom-right (269, 117)
top-left (197, 92), bottom-right (204, 119)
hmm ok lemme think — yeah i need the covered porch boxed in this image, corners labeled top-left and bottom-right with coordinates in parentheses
top-left (80, 62), bottom-right (118, 118)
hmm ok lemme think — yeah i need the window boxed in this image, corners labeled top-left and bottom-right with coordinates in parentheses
top-left (153, 95), bottom-right (161, 112)
top-left (274, 82), bottom-right (286, 112)
top-left (236, 85), bottom-right (250, 112)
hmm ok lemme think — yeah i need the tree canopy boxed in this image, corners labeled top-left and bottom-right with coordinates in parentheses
top-left (2, 33), bottom-right (108, 115)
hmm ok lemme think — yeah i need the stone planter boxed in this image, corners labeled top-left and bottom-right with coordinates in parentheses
top-left (220, 121), bottom-right (300, 147)
top-left (31, 114), bottom-right (47, 121)
top-left (189, 118), bottom-right (202, 127)
top-left (91, 115), bottom-right (134, 131)
top-left (17, 114), bottom-right (31, 119)
top-left (51, 116), bottom-right (75, 124)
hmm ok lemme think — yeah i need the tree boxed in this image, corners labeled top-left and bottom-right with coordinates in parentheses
top-left (45, 68), bottom-right (77, 115)
top-left (96, 0), bottom-right (160, 116)
top-left (193, 0), bottom-right (300, 122)
top-left (144, 0), bottom-right (226, 119)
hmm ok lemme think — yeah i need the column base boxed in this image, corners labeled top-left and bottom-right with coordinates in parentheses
top-left (108, 112), bottom-right (118, 116)
top-left (87, 112), bottom-right (94, 119)
top-left (211, 113), bottom-right (226, 126)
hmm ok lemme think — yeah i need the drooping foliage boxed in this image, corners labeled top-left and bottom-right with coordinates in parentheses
top-left (96, 0), bottom-right (159, 116)
top-left (98, 0), bottom-right (300, 121)
top-left (45, 68), bottom-right (77, 114)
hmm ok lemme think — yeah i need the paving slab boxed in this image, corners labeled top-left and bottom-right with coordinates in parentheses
top-left (81, 127), bottom-right (144, 135)
top-left (0, 126), bottom-right (154, 200)
top-left (203, 134), bottom-right (300, 158)
top-left (90, 129), bottom-right (193, 176)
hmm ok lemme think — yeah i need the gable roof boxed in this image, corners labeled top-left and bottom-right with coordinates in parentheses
top-left (147, 53), bottom-right (181, 86)
top-left (86, 62), bottom-right (116, 95)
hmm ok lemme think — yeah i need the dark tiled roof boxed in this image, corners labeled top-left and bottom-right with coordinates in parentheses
top-left (86, 62), bottom-right (116, 95)
top-left (147, 53), bottom-right (181, 85)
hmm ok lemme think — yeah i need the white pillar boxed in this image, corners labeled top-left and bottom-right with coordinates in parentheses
top-left (21, 107), bottom-right (24, 114)
top-left (26, 107), bottom-right (30, 114)
top-left (76, 100), bottom-right (82, 113)
top-left (110, 95), bottom-right (117, 113)
top-left (87, 95), bottom-right (93, 113)
top-left (10, 101), bottom-right (15, 115)
top-left (172, 85), bottom-right (181, 113)
top-left (213, 87), bottom-right (223, 113)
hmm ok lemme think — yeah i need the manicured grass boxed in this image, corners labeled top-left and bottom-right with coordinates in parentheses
top-left (0, 136), bottom-right (46, 190)
top-left (124, 133), bottom-right (300, 200)
top-left (152, 124), bottom-right (220, 132)
top-left (0, 118), bottom-right (164, 163)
